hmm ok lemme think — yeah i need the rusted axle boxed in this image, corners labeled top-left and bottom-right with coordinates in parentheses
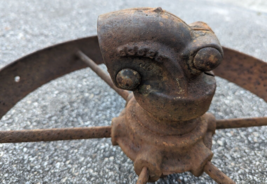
top-left (0, 126), bottom-right (111, 143)
top-left (136, 167), bottom-right (149, 184)
top-left (216, 117), bottom-right (267, 129)
top-left (204, 161), bottom-right (235, 184)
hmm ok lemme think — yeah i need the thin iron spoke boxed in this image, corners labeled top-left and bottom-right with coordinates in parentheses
top-left (136, 167), bottom-right (149, 184)
top-left (0, 126), bottom-right (111, 143)
top-left (76, 51), bottom-right (129, 100)
top-left (216, 117), bottom-right (267, 129)
top-left (204, 161), bottom-right (235, 184)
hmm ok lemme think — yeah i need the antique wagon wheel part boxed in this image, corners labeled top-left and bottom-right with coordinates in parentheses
top-left (213, 47), bottom-right (267, 129)
top-left (136, 167), bottom-right (149, 184)
top-left (0, 7), bottom-right (266, 184)
top-left (0, 126), bottom-right (111, 143)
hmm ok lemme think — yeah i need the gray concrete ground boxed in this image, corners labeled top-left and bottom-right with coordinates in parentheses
top-left (213, 0), bottom-right (267, 13)
top-left (0, 0), bottom-right (267, 183)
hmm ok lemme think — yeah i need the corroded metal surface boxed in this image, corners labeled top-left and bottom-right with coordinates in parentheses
top-left (116, 68), bottom-right (141, 90)
top-left (216, 117), bottom-right (267, 129)
top-left (213, 47), bottom-right (267, 102)
top-left (97, 7), bottom-right (229, 183)
top-left (111, 98), bottom-right (216, 181)
top-left (204, 161), bottom-right (236, 184)
top-left (98, 7), bottom-right (223, 122)
top-left (136, 167), bottom-right (149, 184)
top-left (0, 126), bottom-right (111, 143)
top-left (0, 36), bottom-right (103, 119)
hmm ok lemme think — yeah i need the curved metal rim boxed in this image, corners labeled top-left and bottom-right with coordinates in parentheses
top-left (0, 35), bottom-right (103, 119)
top-left (214, 47), bottom-right (267, 103)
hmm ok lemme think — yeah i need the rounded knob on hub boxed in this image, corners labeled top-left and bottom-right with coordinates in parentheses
top-left (116, 68), bottom-right (141, 90)
top-left (193, 47), bottom-right (223, 71)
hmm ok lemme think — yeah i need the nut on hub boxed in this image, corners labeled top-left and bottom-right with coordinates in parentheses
top-left (193, 47), bottom-right (223, 71)
top-left (116, 69), bottom-right (141, 90)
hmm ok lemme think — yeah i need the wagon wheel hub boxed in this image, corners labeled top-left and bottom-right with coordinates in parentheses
top-left (97, 7), bottom-right (223, 182)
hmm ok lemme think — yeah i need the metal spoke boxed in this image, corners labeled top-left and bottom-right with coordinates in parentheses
top-left (216, 117), bottom-right (267, 129)
top-left (76, 51), bottom-right (129, 100)
top-left (136, 167), bottom-right (149, 184)
top-left (0, 126), bottom-right (111, 143)
top-left (204, 161), bottom-right (235, 184)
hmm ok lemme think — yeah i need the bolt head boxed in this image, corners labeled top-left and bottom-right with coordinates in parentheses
top-left (193, 47), bottom-right (222, 71)
top-left (116, 69), bottom-right (141, 90)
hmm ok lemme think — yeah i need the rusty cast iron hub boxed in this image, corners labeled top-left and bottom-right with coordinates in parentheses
top-left (0, 7), bottom-right (267, 184)
top-left (97, 7), bottom-right (223, 182)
